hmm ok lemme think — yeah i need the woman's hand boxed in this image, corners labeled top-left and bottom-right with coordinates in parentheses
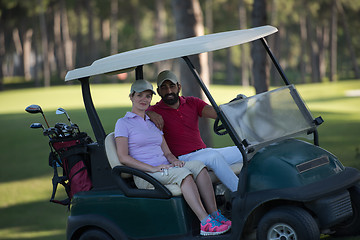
top-left (153, 164), bottom-right (172, 173)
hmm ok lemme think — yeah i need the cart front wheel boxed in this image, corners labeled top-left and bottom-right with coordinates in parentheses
top-left (256, 206), bottom-right (319, 240)
top-left (79, 229), bottom-right (113, 240)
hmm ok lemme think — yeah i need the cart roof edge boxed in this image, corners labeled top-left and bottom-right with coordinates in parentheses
top-left (65, 25), bottom-right (278, 82)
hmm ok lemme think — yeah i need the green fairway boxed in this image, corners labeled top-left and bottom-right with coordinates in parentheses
top-left (0, 80), bottom-right (359, 239)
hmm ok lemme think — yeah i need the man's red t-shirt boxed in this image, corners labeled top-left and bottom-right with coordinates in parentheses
top-left (148, 96), bottom-right (207, 157)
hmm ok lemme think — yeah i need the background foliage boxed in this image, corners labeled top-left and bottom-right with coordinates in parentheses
top-left (0, 0), bottom-right (360, 90)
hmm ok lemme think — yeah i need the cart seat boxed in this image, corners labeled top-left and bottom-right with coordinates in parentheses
top-left (105, 132), bottom-right (243, 196)
top-left (105, 132), bottom-right (183, 196)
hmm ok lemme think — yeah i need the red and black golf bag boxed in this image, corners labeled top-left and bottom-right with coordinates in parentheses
top-left (48, 132), bottom-right (93, 206)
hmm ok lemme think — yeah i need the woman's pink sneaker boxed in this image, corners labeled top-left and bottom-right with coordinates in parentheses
top-left (212, 210), bottom-right (232, 227)
top-left (200, 216), bottom-right (230, 236)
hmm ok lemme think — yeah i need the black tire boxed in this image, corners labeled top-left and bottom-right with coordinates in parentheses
top-left (79, 229), bottom-right (113, 240)
top-left (256, 206), bottom-right (320, 240)
top-left (332, 185), bottom-right (360, 237)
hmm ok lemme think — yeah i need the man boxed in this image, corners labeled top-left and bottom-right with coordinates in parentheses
top-left (147, 70), bottom-right (243, 192)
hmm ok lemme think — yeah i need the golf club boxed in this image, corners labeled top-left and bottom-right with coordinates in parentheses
top-left (30, 123), bottom-right (44, 129)
top-left (43, 128), bottom-right (54, 139)
top-left (71, 123), bottom-right (80, 133)
top-left (25, 104), bottom-right (50, 128)
top-left (46, 127), bottom-right (61, 138)
top-left (56, 107), bottom-right (73, 125)
top-left (55, 122), bottom-right (67, 137)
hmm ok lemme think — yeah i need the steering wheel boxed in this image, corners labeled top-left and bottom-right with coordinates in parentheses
top-left (213, 94), bottom-right (247, 136)
top-left (213, 117), bottom-right (228, 136)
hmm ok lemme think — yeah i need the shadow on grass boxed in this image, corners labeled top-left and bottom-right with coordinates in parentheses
top-left (0, 200), bottom-right (67, 240)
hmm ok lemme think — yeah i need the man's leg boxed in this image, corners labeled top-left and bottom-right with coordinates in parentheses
top-left (211, 146), bottom-right (243, 165)
top-left (179, 149), bottom-right (239, 192)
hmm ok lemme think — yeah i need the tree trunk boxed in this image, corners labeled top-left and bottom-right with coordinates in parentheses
top-left (337, 1), bottom-right (360, 79)
top-left (39, 0), bottom-right (51, 87)
top-left (75, 2), bottom-right (85, 68)
top-left (306, 14), bottom-right (320, 83)
top-left (0, 23), bottom-right (4, 91)
top-left (61, 0), bottom-right (73, 72)
top-left (318, 25), bottom-right (329, 82)
top-left (205, 0), bottom-right (213, 83)
top-left (299, 11), bottom-right (307, 83)
top-left (251, 0), bottom-right (269, 93)
top-left (131, 0), bottom-right (141, 49)
top-left (155, 0), bottom-right (167, 44)
top-left (110, 0), bottom-right (118, 55)
top-left (171, 0), bottom-right (213, 147)
top-left (155, 0), bottom-right (170, 73)
top-left (33, 28), bottom-right (41, 87)
top-left (87, 0), bottom-right (96, 65)
top-left (23, 28), bottom-right (33, 81)
top-left (239, 0), bottom-right (250, 87)
top-left (329, 0), bottom-right (337, 82)
top-left (12, 28), bottom-right (24, 76)
top-left (54, 5), bottom-right (66, 78)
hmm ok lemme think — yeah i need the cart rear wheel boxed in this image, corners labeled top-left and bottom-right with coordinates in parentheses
top-left (256, 206), bottom-right (319, 240)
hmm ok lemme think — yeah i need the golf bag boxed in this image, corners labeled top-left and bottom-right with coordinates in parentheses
top-left (48, 132), bottom-right (93, 206)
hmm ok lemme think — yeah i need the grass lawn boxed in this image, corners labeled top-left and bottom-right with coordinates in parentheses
top-left (0, 80), bottom-right (359, 239)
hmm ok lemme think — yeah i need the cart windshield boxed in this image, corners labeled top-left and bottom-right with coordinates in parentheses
top-left (220, 85), bottom-right (316, 154)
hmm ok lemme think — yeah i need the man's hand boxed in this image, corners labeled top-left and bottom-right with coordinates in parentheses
top-left (171, 160), bottom-right (185, 168)
top-left (146, 110), bottom-right (164, 130)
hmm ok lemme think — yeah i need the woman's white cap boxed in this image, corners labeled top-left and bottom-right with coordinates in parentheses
top-left (130, 79), bottom-right (156, 95)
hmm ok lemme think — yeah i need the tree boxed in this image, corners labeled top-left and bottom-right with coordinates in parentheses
top-left (54, 3), bottom-right (66, 78)
top-left (205, 0), bottom-right (213, 83)
top-left (298, 5), bottom-right (308, 83)
top-left (0, 20), bottom-right (4, 91)
top-left (337, 0), bottom-right (360, 79)
top-left (60, 0), bottom-right (73, 73)
top-left (251, 0), bottom-right (269, 93)
top-left (171, 0), bottom-right (212, 147)
top-left (38, 0), bottom-right (50, 87)
top-left (110, 0), bottom-right (118, 55)
top-left (239, 0), bottom-right (251, 87)
top-left (329, 0), bottom-right (337, 82)
top-left (154, 0), bottom-right (170, 74)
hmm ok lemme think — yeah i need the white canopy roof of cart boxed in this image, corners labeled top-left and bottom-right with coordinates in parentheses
top-left (65, 25), bottom-right (278, 82)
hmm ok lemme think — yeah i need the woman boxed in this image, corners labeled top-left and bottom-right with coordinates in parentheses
top-left (115, 79), bottom-right (231, 236)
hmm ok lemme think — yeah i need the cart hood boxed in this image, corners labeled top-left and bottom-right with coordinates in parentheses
top-left (65, 25), bottom-right (277, 82)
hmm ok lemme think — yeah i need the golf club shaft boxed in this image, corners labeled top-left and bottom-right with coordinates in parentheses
top-left (42, 113), bottom-right (50, 128)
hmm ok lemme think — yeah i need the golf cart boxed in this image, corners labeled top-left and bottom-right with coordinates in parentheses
top-left (62, 25), bottom-right (360, 240)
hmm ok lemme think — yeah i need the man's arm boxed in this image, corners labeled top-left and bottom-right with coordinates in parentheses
top-left (146, 110), bottom-right (164, 130)
top-left (201, 104), bottom-right (218, 119)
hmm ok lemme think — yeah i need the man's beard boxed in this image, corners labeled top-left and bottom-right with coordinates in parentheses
top-left (162, 92), bottom-right (179, 106)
